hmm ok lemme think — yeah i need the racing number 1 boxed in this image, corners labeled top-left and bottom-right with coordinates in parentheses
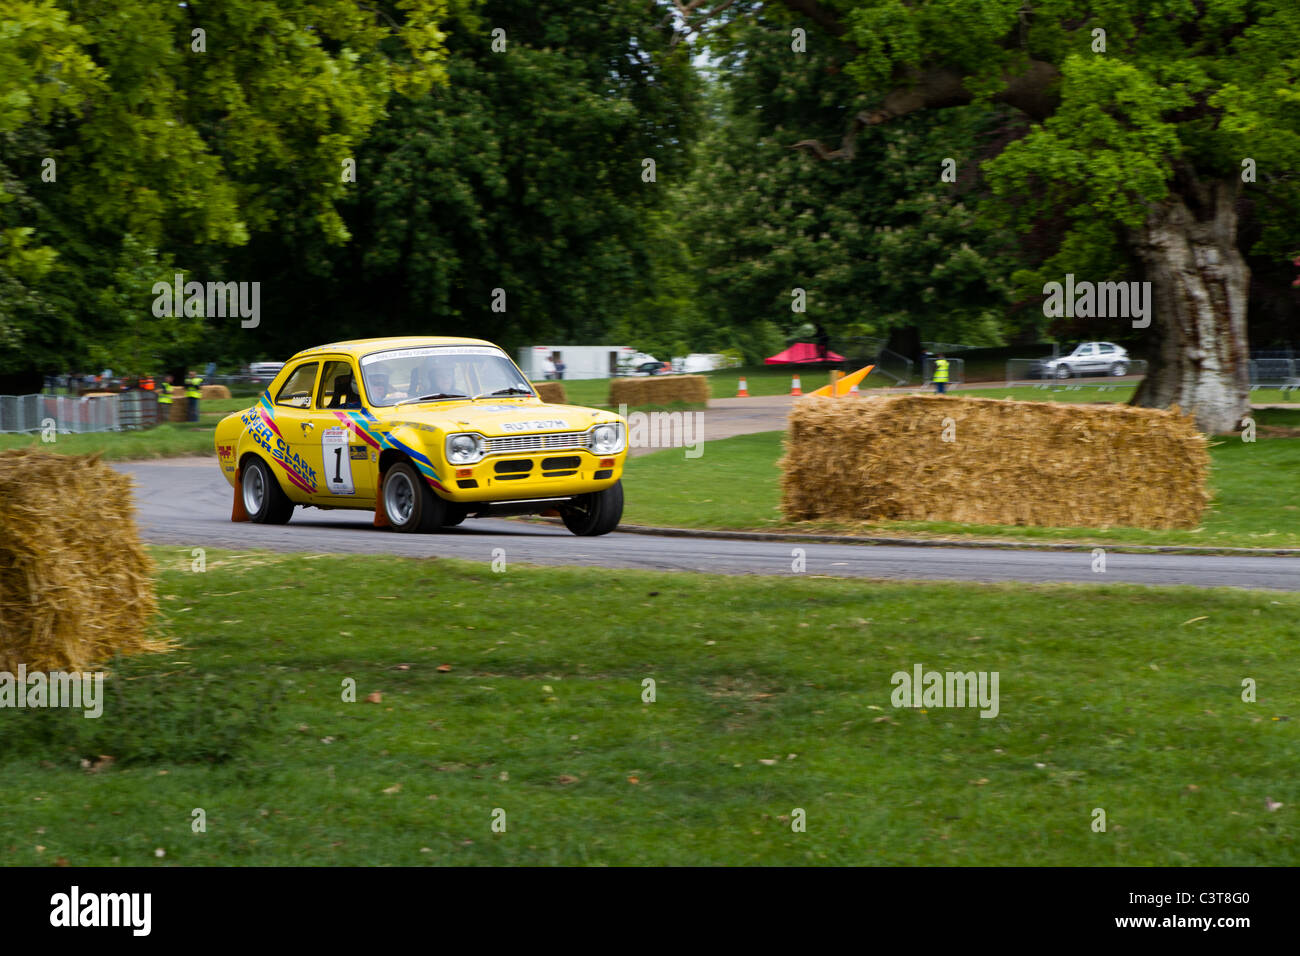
top-left (321, 426), bottom-right (355, 495)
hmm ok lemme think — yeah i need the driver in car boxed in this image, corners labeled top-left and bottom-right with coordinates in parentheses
top-left (413, 359), bottom-right (460, 397)
top-left (367, 370), bottom-right (391, 403)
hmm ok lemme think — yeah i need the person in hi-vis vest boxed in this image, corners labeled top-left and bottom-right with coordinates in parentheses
top-left (157, 373), bottom-right (173, 424)
top-left (185, 371), bottom-right (203, 422)
top-left (933, 354), bottom-right (950, 394)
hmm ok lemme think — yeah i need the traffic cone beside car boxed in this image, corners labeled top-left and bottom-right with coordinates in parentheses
top-left (736, 377), bottom-right (749, 398)
top-left (790, 375), bottom-right (802, 396)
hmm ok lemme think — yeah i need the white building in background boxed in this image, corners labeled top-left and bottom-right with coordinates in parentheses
top-left (672, 353), bottom-right (729, 373)
top-left (518, 345), bottom-right (636, 381)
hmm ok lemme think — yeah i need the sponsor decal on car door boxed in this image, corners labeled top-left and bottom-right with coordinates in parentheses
top-left (321, 425), bottom-right (355, 495)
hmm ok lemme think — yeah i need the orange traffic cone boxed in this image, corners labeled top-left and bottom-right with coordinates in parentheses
top-left (849, 382), bottom-right (860, 397)
top-left (790, 375), bottom-right (802, 396)
top-left (736, 377), bottom-right (749, 398)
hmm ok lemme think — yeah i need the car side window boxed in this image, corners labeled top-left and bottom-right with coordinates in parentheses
top-left (317, 360), bottom-right (361, 409)
top-left (275, 362), bottom-right (319, 409)
top-left (1098, 344), bottom-right (1114, 354)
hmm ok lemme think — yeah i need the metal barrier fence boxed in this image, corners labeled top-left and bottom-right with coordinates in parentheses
top-left (1005, 358), bottom-right (1148, 386)
top-left (0, 392), bottom-right (162, 434)
top-left (873, 347), bottom-right (914, 386)
top-left (1248, 358), bottom-right (1300, 389)
top-left (921, 357), bottom-right (965, 385)
top-left (1006, 356), bottom-right (1296, 391)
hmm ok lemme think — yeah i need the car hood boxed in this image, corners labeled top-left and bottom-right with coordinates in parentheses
top-left (368, 400), bottom-right (617, 437)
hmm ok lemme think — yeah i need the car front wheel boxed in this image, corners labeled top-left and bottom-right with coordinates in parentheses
top-left (561, 480), bottom-right (624, 536)
top-left (383, 462), bottom-right (446, 533)
top-left (242, 458), bottom-right (294, 524)
top-left (1054, 364), bottom-right (1072, 379)
top-left (1110, 362), bottom-right (1128, 376)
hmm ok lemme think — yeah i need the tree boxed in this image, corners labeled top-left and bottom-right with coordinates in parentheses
top-left (0, 0), bottom-right (461, 381)
top-left (719, 0), bottom-right (1300, 433)
top-left (682, 16), bottom-right (1024, 360)
top-left (242, 0), bottom-right (702, 361)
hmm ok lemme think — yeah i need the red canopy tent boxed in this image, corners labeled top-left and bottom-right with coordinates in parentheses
top-left (764, 342), bottom-right (845, 365)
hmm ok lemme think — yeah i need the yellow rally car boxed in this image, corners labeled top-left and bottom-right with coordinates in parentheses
top-left (214, 337), bottom-right (626, 535)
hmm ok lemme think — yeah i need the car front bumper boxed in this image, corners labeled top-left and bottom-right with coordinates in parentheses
top-left (436, 448), bottom-right (625, 503)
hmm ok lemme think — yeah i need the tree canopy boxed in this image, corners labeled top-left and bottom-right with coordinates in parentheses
top-left (1, 0), bottom-right (1295, 430)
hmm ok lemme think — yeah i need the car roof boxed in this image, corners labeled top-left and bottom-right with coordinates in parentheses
top-left (287, 336), bottom-right (500, 361)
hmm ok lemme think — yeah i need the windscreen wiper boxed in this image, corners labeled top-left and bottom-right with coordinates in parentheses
top-left (394, 392), bottom-right (468, 406)
top-left (470, 387), bottom-right (534, 400)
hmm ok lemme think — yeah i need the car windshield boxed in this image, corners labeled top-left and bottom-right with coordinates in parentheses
top-left (358, 345), bottom-right (534, 407)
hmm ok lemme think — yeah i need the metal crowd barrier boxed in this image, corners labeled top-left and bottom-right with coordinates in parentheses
top-left (0, 392), bottom-right (163, 434)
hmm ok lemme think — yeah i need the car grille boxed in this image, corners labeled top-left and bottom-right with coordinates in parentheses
top-left (484, 431), bottom-right (589, 455)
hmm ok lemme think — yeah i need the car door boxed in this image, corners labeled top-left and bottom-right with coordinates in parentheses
top-left (1073, 343), bottom-right (1097, 373)
top-left (266, 359), bottom-right (324, 499)
top-left (300, 357), bottom-right (378, 504)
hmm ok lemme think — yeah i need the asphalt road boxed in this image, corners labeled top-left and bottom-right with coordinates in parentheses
top-left (116, 459), bottom-right (1300, 592)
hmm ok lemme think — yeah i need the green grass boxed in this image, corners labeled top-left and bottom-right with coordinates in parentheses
top-left (0, 548), bottom-right (1296, 866)
top-left (951, 384), bottom-right (1298, 405)
top-left (547, 365), bottom-right (890, 407)
top-left (947, 385), bottom-right (1137, 403)
top-left (621, 410), bottom-right (1300, 549)
top-left (201, 397), bottom-right (258, 418)
top-left (0, 422), bottom-right (216, 460)
top-left (550, 370), bottom-right (1300, 406)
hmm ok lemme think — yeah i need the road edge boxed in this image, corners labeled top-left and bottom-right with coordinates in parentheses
top-left (524, 517), bottom-right (1300, 557)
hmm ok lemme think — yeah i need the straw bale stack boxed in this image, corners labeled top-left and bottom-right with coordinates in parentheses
top-left (0, 450), bottom-right (163, 672)
top-left (781, 395), bottom-right (1209, 529)
top-left (533, 382), bottom-right (568, 404)
top-left (608, 374), bottom-right (709, 406)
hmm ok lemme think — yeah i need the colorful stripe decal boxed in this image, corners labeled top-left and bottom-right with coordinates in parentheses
top-left (332, 408), bottom-right (446, 492)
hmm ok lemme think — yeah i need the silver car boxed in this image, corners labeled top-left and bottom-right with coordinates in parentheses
top-left (1040, 342), bottom-right (1130, 379)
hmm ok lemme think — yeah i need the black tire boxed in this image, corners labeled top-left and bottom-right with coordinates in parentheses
top-left (442, 504), bottom-right (469, 527)
top-left (242, 457), bottom-right (294, 524)
top-left (382, 461), bottom-right (446, 533)
top-left (1110, 362), bottom-right (1128, 376)
top-left (561, 480), bottom-right (624, 536)
top-left (1054, 364), bottom-right (1071, 380)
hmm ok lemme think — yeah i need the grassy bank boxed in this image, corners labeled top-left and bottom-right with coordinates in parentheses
top-left (0, 422), bottom-right (216, 460)
top-left (0, 549), bottom-right (1295, 865)
top-left (621, 409), bottom-right (1300, 549)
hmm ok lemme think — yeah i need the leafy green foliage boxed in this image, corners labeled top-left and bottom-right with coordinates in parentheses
top-left (830, 0), bottom-right (1300, 297)
top-left (683, 10), bottom-right (1023, 353)
top-left (0, 0), bottom-right (461, 376)
top-left (264, 0), bottom-right (703, 358)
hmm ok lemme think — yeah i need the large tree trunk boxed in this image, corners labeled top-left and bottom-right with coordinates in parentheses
top-left (1130, 180), bottom-right (1251, 435)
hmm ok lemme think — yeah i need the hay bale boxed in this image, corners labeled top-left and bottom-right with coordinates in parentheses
top-left (0, 450), bottom-right (164, 672)
top-left (201, 384), bottom-right (231, 400)
top-left (533, 381), bottom-right (568, 404)
top-left (781, 395), bottom-right (1209, 530)
top-left (608, 374), bottom-right (710, 407)
top-left (168, 387), bottom-right (186, 422)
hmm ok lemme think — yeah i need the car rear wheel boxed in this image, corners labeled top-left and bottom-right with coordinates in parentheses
top-left (561, 480), bottom-right (623, 536)
top-left (242, 458), bottom-right (294, 524)
top-left (1054, 364), bottom-right (1071, 380)
top-left (1110, 362), bottom-right (1128, 376)
top-left (383, 462), bottom-right (445, 533)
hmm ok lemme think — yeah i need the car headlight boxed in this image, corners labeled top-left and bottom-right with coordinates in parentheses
top-left (588, 422), bottom-right (625, 454)
top-left (446, 432), bottom-right (485, 464)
